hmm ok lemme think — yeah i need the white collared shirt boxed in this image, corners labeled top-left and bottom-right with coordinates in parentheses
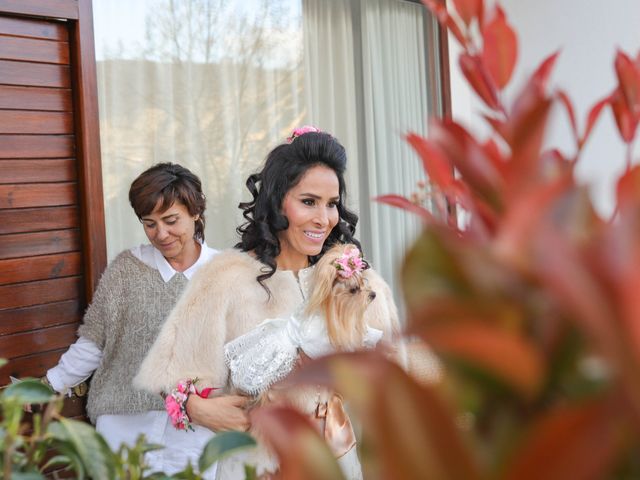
top-left (129, 242), bottom-right (217, 282)
top-left (46, 241), bottom-right (218, 478)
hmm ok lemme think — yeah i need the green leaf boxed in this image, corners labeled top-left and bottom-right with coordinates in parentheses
top-left (169, 461), bottom-right (199, 479)
top-left (198, 431), bottom-right (256, 473)
top-left (244, 464), bottom-right (258, 480)
top-left (49, 440), bottom-right (86, 479)
top-left (11, 472), bottom-right (46, 480)
top-left (0, 358), bottom-right (7, 368)
top-left (41, 454), bottom-right (72, 471)
top-left (3, 379), bottom-right (54, 404)
top-left (48, 417), bottom-right (116, 480)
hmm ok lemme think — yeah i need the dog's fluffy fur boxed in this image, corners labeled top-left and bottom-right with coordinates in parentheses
top-left (304, 243), bottom-right (377, 351)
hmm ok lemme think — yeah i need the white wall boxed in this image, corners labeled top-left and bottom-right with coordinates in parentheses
top-left (450, 0), bottom-right (640, 216)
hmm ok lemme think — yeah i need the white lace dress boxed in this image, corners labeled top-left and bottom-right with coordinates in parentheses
top-left (219, 313), bottom-right (383, 480)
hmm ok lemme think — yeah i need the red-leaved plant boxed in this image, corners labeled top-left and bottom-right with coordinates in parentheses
top-left (251, 1), bottom-right (640, 479)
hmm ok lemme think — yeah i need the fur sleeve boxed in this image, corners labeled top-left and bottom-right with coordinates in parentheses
top-left (134, 251), bottom-right (248, 394)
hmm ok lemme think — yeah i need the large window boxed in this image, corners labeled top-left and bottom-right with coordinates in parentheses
top-left (93, 0), bottom-right (446, 303)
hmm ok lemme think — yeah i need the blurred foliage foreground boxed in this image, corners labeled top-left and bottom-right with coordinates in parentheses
top-left (5, 0), bottom-right (640, 478)
top-left (0, 365), bottom-right (255, 479)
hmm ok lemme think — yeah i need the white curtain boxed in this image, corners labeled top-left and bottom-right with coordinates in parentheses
top-left (302, 0), bottom-right (361, 212)
top-left (360, 0), bottom-right (428, 301)
top-left (303, 0), bottom-right (429, 303)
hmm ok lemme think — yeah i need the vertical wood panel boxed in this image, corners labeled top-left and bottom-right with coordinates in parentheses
top-left (0, 4), bottom-right (106, 438)
top-left (71, 0), bottom-right (106, 301)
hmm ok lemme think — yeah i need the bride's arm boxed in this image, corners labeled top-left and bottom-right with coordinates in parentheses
top-left (186, 394), bottom-right (250, 432)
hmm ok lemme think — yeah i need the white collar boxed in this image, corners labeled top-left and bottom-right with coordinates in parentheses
top-left (131, 241), bottom-right (218, 283)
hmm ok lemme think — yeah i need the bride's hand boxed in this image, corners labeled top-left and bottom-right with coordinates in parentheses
top-left (186, 394), bottom-right (251, 432)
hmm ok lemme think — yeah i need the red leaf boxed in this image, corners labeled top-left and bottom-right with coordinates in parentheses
top-left (581, 96), bottom-right (609, 147)
top-left (406, 132), bottom-right (454, 189)
top-left (504, 92), bottom-right (553, 198)
top-left (616, 164), bottom-right (640, 208)
top-left (459, 53), bottom-right (501, 110)
top-left (533, 227), bottom-right (619, 359)
top-left (556, 90), bottom-right (579, 147)
top-left (251, 406), bottom-right (344, 480)
top-left (530, 51), bottom-right (561, 91)
top-left (504, 397), bottom-right (621, 480)
top-left (614, 49), bottom-right (640, 115)
top-left (481, 6), bottom-right (518, 89)
top-left (432, 121), bottom-right (503, 196)
top-left (285, 352), bottom-right (481, 480)
top-left (482, 114), bottom-right (508, 140)
top-left (423, 322), bottom-right (545, 399)
top-left (375, 194), bottom-right (435, 223)
top-left (610, 87), bottom-right (638, 143)
top-left (495, 174), bottom-right (573, 269)
top-left (451, 0), bottom-right (483, 26)
top-left (422, 0), bottom-right (467, 46)
top-left (482, 138), bottom-right (507, 177)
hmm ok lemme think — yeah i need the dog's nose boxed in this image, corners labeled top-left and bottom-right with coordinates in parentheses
top-left (369, 291), bottom-right (376, 301)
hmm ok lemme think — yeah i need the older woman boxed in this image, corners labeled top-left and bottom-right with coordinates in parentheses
top-left (45, 163), bottom-right (224, 478)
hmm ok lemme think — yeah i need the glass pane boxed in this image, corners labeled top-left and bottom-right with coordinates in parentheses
top-left (94, 0), bottom-right (306, 259)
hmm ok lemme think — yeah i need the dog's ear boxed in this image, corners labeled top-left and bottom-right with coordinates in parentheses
top-left (305, 258), bottom-right (338, 316)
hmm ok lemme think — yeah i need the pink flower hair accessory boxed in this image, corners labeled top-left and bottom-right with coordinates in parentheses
top-left (287, 125), bottom-right (322, 143)
top-left (165, 378), bottom-right (216, 431)
top-left (334, 246), bottom-right (367, 279)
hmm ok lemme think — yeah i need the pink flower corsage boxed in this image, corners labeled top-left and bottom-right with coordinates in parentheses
top-left (165, 378), bottom-right (216, 431)
top-left (287, 124), bottom-right (321, 143)
top-left (334, 246), bottom-right (367, 279)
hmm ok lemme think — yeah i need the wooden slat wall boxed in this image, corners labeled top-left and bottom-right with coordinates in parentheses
top-left (0, 13), bottom-right (85, 388)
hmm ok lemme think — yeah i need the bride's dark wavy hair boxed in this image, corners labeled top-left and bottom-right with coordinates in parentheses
top-left (236, 131), bottom-right (360, 293)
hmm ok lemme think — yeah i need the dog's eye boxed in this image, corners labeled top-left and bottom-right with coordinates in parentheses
top-left (349, 287), bottom-right (360, 294)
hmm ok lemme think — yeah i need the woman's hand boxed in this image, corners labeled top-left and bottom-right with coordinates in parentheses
top-left (186, 394), bottom-right (251, 432)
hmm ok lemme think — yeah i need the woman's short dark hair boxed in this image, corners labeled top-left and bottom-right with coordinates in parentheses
top-left (129, 163), bottom-right (206, 241)
top-left (236, 131), bottom-right (360, 290)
